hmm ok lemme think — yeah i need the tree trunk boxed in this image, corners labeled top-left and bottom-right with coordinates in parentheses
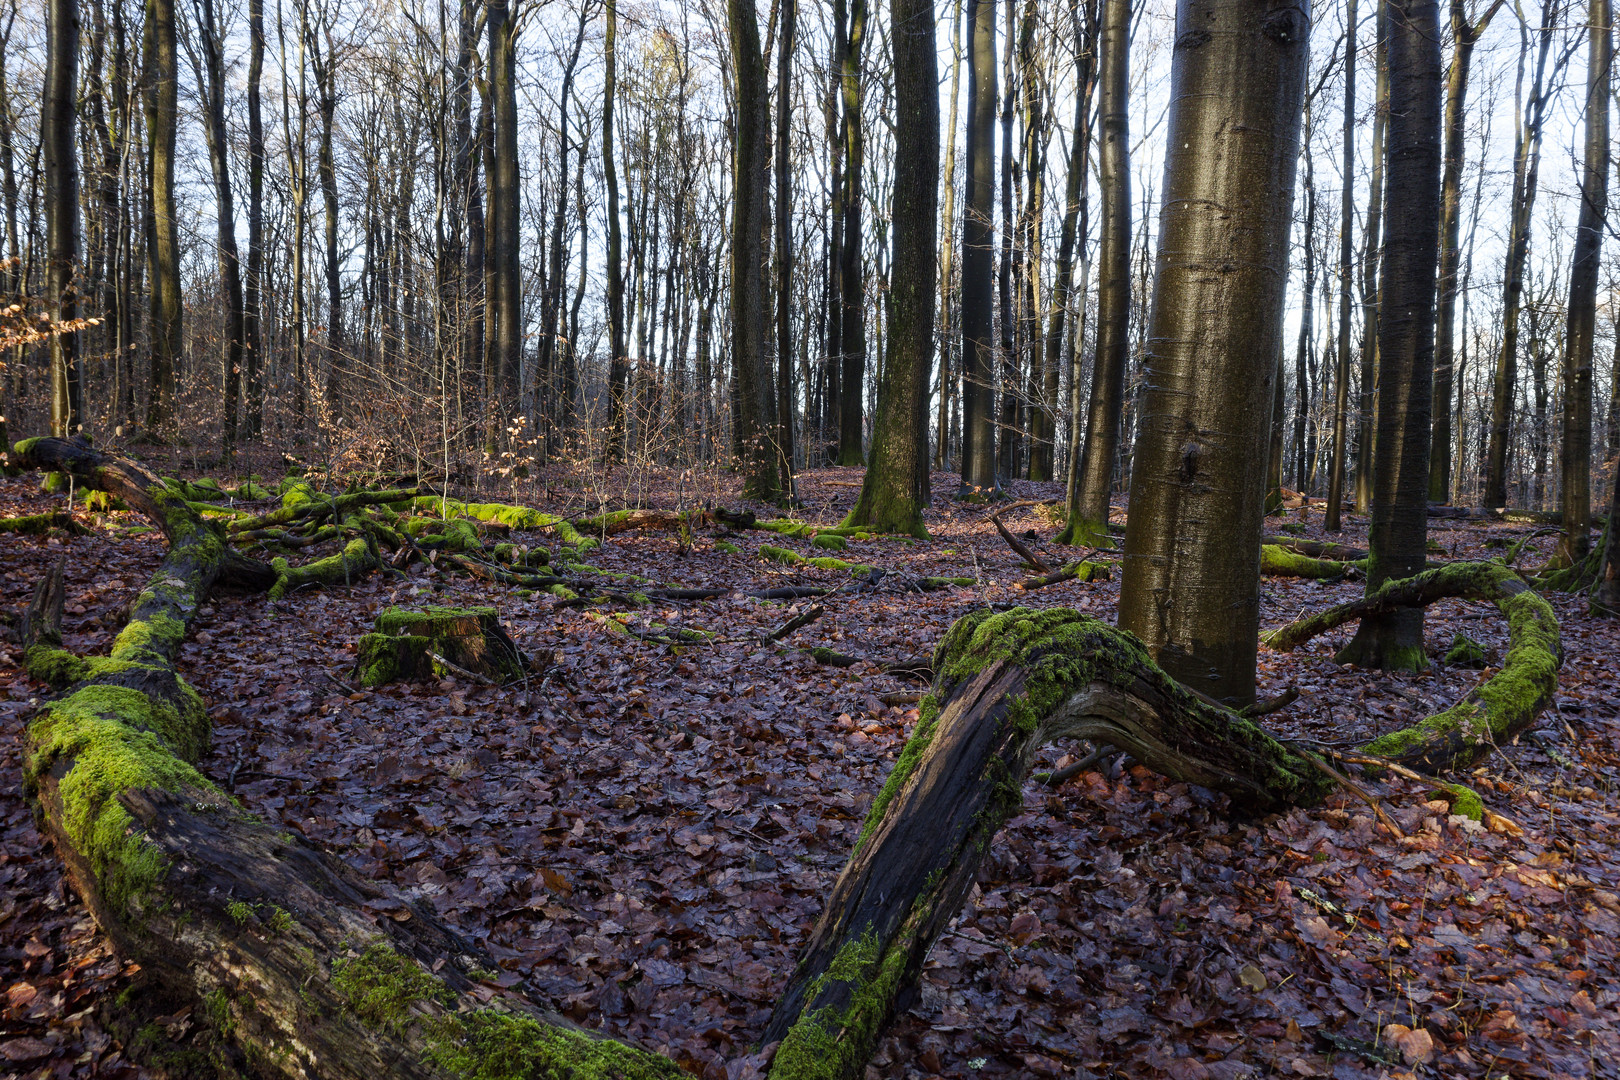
top-left (604, 0), bottom-right (627, 460)
top-left (959, 0), bottom-right (998, 496)
top-left (775, 0), bottom-right (797, 487)
top-left (314, 34), bottom-right (344, 425)
top-left (1482, 1), bottom-right (1558, 508)
top-left (1063, 0), bottom-right (1129, 547)
top-left (934, 0), bottom-right (965, 472)
top-left (46, 0), bottom-right (82, 438)
top-left (144, 0), bottom-right (181, 434)
top-left (843, 0), bottom-right (937, 538)
top-left (1429, 0), bottom-right (1500, 503)
top-left (1117, 0), bottom-right (1309, 707)
top-left (1335, 0), bottom-right (1442, 673)
top-left (1559, 0), bottom-right (1609, 565)
top-left (188, 0), bottom-right (246, 458)
top-left (729, 0), bottom-right (781, 501)
top-left (1353, 8), bottom-right (1388, 514)
top-left (245, 0), bottom-right (266, 437)
top-left (1325, 0), bottom-right (1355, 531)
top-left (484, 0), bottom-right (521, 453)
top-left (836, 0), bottom-right (867, 467)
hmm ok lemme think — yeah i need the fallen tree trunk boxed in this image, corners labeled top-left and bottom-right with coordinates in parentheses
top-left (1264, 561), bottom-right (1561, 772)
top-left (1261, 536), bottom-right (1367, 560)
top-left (9, 437), bottom-right (684, 1079)
top-left (1260, 544), bottom-right (1362, 579)
top-left (758, 608), bottom-right (1334, 1079)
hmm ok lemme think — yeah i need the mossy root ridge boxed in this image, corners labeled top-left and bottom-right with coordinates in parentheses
top-left (1264, 561), bottom-right (1562, 772)
top-left (761, 608), bottom-right (1334, 1080)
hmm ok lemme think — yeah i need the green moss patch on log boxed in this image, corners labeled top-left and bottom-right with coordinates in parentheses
top-left (759, 544), bottom-right (877, 576)
top-left (0, 510), bottom-right (88, 534)
top-left (1260, 544), bottom-right (1361, 579)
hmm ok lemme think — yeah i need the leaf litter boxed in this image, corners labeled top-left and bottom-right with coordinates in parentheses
top-left (1, 465), bottom-right (1617, 1079)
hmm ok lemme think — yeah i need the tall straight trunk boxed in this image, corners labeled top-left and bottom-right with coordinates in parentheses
top-left (1046, 0), bottom-right (1096, 495)
top-left (1337, 0), bottom-right (1442, 672)
top-left (822, 0), bottom-right (847, 464)
top-left (1117, 0), bottom-right (1309, 707)
top-left (245, 0), bottom-right (265, 437)
top-left (1325, 0), bottom-right (1356, 530)
top-left (959, 0), bottom-right (997, 494)
top-left (538, 4), bottom-right (588, 456)
top-left (0, 22), bottom-right (17, 451)
top-left (729, 0), bottom-right (780, 500)
top-left (484, 0), bottom-right (520, 452)
top-left (604, 0), bottom-right (627, 460)
top-left (1060, 0), bottom-right (1098, 516)
top-left (87, 0), bottom-right (119, 414)
top-left (278, 0), bottom-right (309, 430)
top-left (1483, 0), bottom-right (1558, 507)
top-left (1429, 0), bottom-right (1501, 502)
top-left (143, 0), bottom-right (180, 432)
top-left (1017, 0), bottom-right (1049, 482)
top-left (775, 0), bottom-right (797, 486)
top-left (1559, 0), bottom-right (1609, 564)
top-left (836, 0), bottom-right (867, 466)
top-left (46, 0), bottom-right (82, 438)
top-left (1354, 7), bottom-right (1388, 512)
top-left (313, 34), bottom-right (343, 424)
top-left (188, 0), bottom-right (245, 455)
top-left (1277, 127), bottom-right (1316, 511)
top-left (1064, 0), bottom-right (1129, 545)
top-left (934, 0), bottom-right (965, 472)
top-left (994, 0), bottom-right (1017, 481)
top-left (844, 0), bottom-right (937, 537)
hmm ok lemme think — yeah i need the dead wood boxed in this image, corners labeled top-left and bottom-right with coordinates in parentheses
top-left (991, 512), bottom-right (1051, 572)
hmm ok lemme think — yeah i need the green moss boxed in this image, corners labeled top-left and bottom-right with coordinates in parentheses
top-left (715, 541), bottom-right (740, 555)
top-left (1443, 633), bottom-right (1487, 668)
top-left (1429, 782), bottom-right (1484, 821)
top-left (112, 610), bottom-right (189, 666)
top-left (1260, 545), bottom-right (1357, 579)
top-left (330, 941), bottom-right (451, 1032)
top-left (267, 906), bottom-right (294, 934)
top-left (770, 930), bottom-right (911, 1080)
top-left (24, 645), bottom-right (90, 688)
top-left (812, 533), bottom-right (847, 551)
top-left (226, 900), bottom-right (254, 925)
top-left (25, 687), bottom-right (221, 911)
top-left (427, 1011), bottom-right (684, 1080)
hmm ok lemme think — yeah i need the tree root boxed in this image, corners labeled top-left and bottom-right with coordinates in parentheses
top-left (1264, 561), bottom-right (1561, 772)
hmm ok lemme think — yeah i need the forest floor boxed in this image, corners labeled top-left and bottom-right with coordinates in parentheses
top-left (1, 456), bottom-right (1617, 1080)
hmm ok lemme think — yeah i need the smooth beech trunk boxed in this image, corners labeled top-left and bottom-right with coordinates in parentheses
top-left (1117, 0), bottom-right (1309, 706)
top-left (1559, 0), bottom-right (1609, 566)
top-left (1325, 0), bottom-right (1355, 531)
top-left (1063, 0), bottom-right (1129, 547)
top-left (1336, 0), bottom-right (1442, 674)
top-left (844, 0), bottom-right (937, 538)
top-left (959, 0), bottom-right (998, 496)
top-left (45, 0), bottom-right (81, 438)
top-left (144, 0), bottom-right (181, 432)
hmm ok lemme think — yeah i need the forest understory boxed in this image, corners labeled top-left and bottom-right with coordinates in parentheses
top-left (1, 455), bottom-right (1617, 1080)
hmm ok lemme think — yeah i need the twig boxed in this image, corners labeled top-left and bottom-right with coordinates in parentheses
top-left (1035, 744), bottom-right (1115, 787)
top-left (428, 651), bottom-right (499, 687)
top-left (1327, 750), bottom-right (1432, 784)
top-left (769, 604), bottom-right (825, 641)
top-left (1239, 687), bottom-right (1299, 718)
top-left (1303, 752), bottom-right (1405, 839)
top-left (991, 513), bottom-right (1052, 573)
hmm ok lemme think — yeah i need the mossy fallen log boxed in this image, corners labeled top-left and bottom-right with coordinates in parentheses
top-left (0, 509), bottom-right (90, 535)
top-left (1261, 536), bottom-right (1367, 561)
top-left (9, 437), bottom-right (684, 1080)
top-left (1260, 544), bottom-right (1362, 579)
top-left (1016, 560), bottom-right (1110, 590)
top-left (1263, 561), bottom-right (1561, 772)
top-left (758, 608), bottom-right (1333, 1080)
top-left (355, 606), bottom-right (528, 687)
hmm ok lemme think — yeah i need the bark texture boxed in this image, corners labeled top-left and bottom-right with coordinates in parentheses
top-left (1336, 0), bottom-right (1442, 673)
top-left (1117, 0), bottom-right (1309, 705)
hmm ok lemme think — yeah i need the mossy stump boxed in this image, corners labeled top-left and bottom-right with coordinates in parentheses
top-left (357, 607), bottom-right (526, 687)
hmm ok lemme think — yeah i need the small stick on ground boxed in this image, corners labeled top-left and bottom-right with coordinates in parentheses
top-left (770, 605), bottom-right (825, 641)
top-left (991, 513), bottom-right (1051, 573)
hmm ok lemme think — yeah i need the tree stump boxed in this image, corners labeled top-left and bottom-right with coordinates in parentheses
top-left (355, 606), bottom-right (526, 687)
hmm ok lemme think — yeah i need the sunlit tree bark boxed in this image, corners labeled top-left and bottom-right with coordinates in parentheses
top-left (144, 0), bottom-right (181, 432)
top-left (1117, 0), bottom-right (1309, 706)
top-left (46, 0), bottom-right (82, 438)
top-left (959, 0), bottom-right (997, 496)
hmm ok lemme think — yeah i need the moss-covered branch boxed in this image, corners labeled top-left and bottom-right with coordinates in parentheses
top-left (1264, 561), bottom-right (1561, 771)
